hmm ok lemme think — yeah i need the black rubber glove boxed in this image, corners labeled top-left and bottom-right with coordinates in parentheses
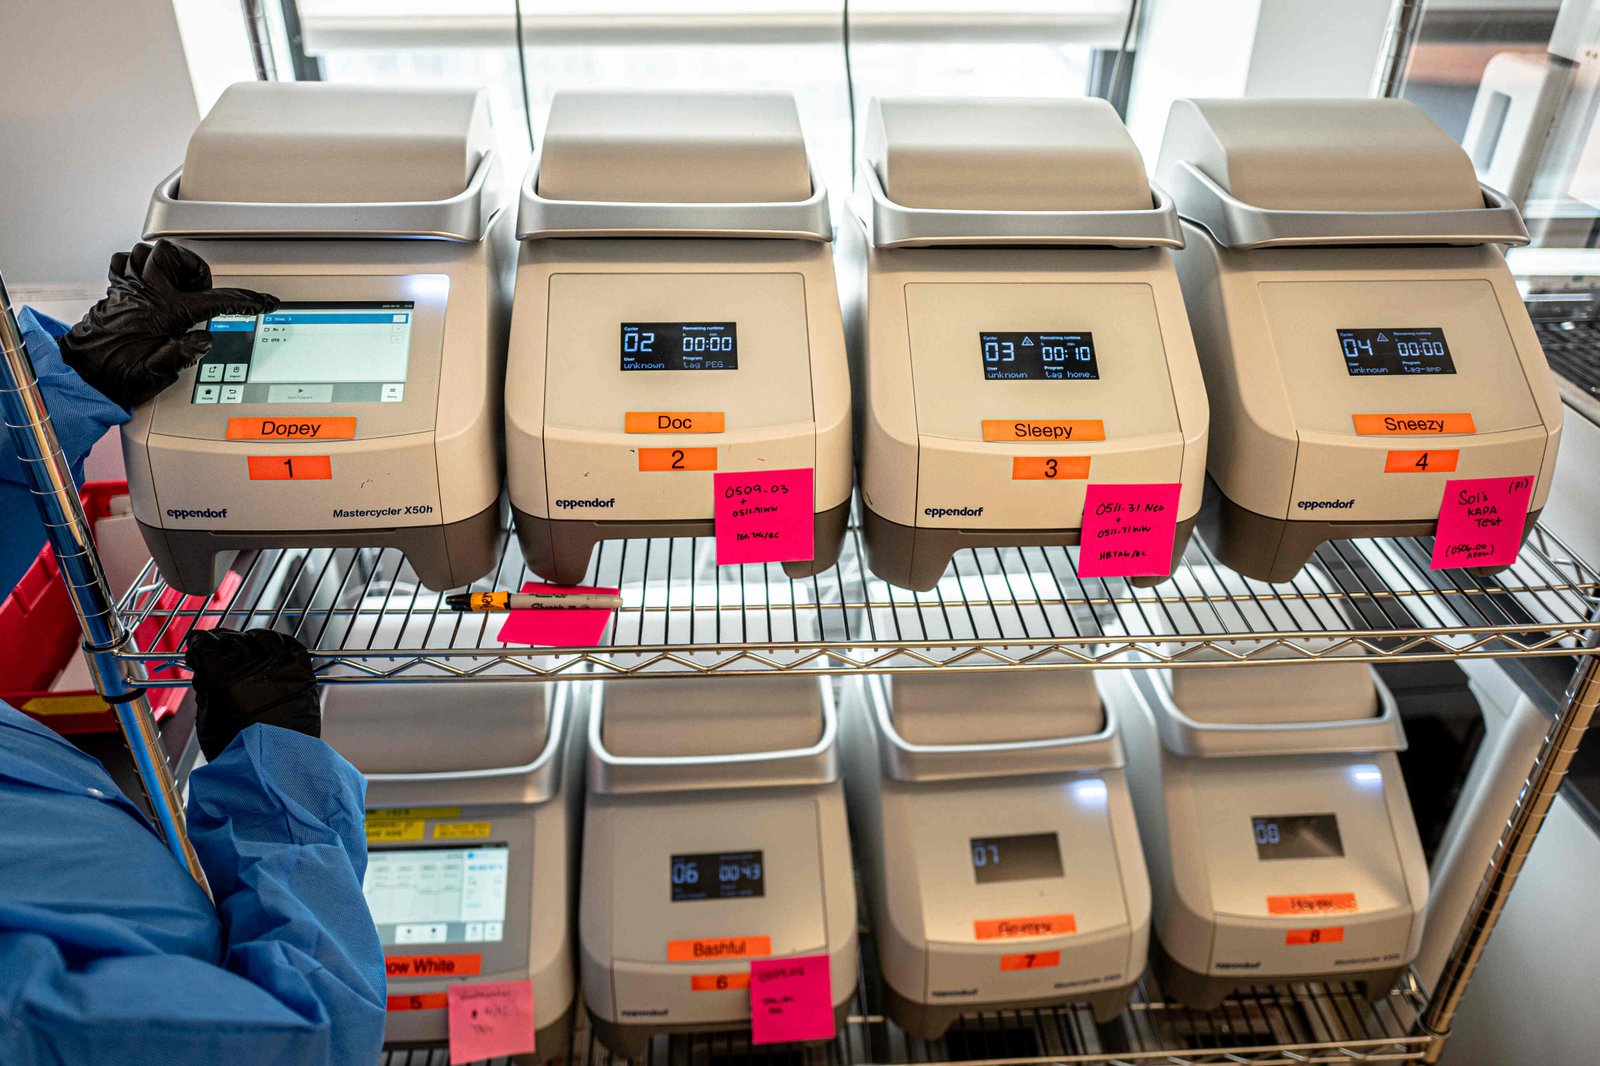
top-left (58, 239), bottom-right (279, 409)
top-left (186, 628), bottom-right (322, 762)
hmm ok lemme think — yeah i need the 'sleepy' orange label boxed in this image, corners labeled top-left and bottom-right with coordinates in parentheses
top-left (1384, 449), bottom-right (1460, 474)
top-left (1285, 927), bottom-right (1346, 946)
top-left (1266, 893), bottom-right (1358, 916)
top-left (691, 972), bottom-right (752, 991)
top-left (666, 936), bottom-right (771, 962)
top-left (639, 447), bottom-right (717, 472)
top-left (1012, 456), bottom-right (1092, 481)
top-left (982, 420), bottom-right (1106, 443)
top-left (247, 455), bottom-right (331, 481)
top-left (999, 950), bottom-right (1062, 971)
top-left (226, 416), bottom-right (356, 440)
top-left (385, 954), bottom-right (482, 979)
top-left (625, 411), bottom-right (726, 433)
top-left (387, 993), bottom-right (449, 1011)
top-left (973, 914), bottom-right (1077, 940)
top-left (1351, 413), bottom-right (1476, 435)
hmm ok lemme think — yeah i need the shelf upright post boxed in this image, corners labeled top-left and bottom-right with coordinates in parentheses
top-left (1417, 650), bottom-right (1600, 1061)
top-left (0, 270), bottom-right (209, 895)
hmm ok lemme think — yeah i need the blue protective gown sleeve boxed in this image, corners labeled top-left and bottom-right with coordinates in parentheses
top-left (0, 307), bottom-right (129, 595)
top-left (0, 706), bottom-right (387, 1066)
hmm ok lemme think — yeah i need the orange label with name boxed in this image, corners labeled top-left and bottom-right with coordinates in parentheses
top-left (691, 972), bottom-right (753, 992)
top-left (999, 950), bottom-right (1062, 971)
top-left (1384, 449), bottom-right (1460, 474)
top-left (666, 936), bottom-right (771, 962)
top-left (247, 455), bottom-right (332, 481)
top-left (625, 411), bottom-right (726, 434)
top-left (982, 420), bottom-right (1106, 443)
top-left (385, 954), bottom-right (482, 980)
top-left (1351, 413), bottom-right (1476, 436)
top-left (1266, 893), bottom-right (1358, 916)
top-left (387, 993), bottom-right (450, 1011)
top-left (226, 416), bottom-right (356, 440)
top-left (639, 447), bottom-right (717, 472)
top-left (1012, 456), bottom-right (1092, 481)
top-left (974, 914), bottom-right (1077, 940)
top-left (1285, 927), bottom-right (1346, 946)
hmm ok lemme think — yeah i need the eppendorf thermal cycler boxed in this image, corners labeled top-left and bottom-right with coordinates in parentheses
top-left (842, 671), bottom-right (1150, 1035)
top-left (1106, 659), bottom-right (1428, 1009)
top-left (124, 82), bottom-right (511, 594)
top-left (579, 676), bottom-right (857, 1057)
top-left (844, 97), bottom-right (1208, 590)
top-left (1154, 98), bottom-right (1562, 582)
top-left (321, 673), bottom-right (585, 1061)
top-left (506, 91), bottom-right (852, 584)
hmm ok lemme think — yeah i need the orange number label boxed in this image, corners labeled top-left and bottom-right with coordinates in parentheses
top-left (1384, 449), bottom-right (1459, 474)
top-left (639, 447), bottom-right (717, 472)
top-left (247, 455), bottom-right (331, 481)
top-left (1012, 456), bottom-right (1092, 481)
top-left (691, 972), bottom-right (752, 991)
top-left (999, 950), bottom-right (1062, 971)
top-left (1285, 927), bottom-right (1346, 946)
top-left (386, 993), bottom-right (449, 1011)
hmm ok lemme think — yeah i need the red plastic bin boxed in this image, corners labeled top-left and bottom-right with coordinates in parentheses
top-left (0, 480), bottom-right (239, 734)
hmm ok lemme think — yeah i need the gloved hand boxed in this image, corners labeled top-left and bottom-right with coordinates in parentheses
top-left (186, 628), bottom-right (322, 762)
top-left (59, 239), bottom-right (278, 409)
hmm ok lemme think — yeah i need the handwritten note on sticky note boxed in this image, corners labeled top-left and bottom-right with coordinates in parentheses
top-left (448, 980), bottom-right (535, 1065)
top-left (1430, 475), bottom-right (1535, 570)
top-left (749, 954), bottom-right (835, 1045)
top-left (714, 468), bottom-right (814, 567)
top-left (496, 582), bottom-right (620, 647)
top-left (1076, 483), bottom-right (1183, 579)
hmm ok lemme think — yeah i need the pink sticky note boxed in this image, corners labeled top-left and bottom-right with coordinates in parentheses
top-left (447, 980), bottom-right (535, 1065)
top-left (714, 468), bottom-right (815, 566)
top-left (1430, 475), bottom-right (1535, 570)
top-left (495, 581), bottom-right (620, 647)
top-left (1076, 482), bottom-right (1183, 578)
top-left (749, 954), bottom-right (836, 1045)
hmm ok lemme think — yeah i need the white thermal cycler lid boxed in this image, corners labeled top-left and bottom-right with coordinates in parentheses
top-left (178, 82), bottom-right (493, 205)
top-left (600, 675), bottom-right (825, 759)
top-left (1165, 661), bottom-right (1380, 726)
top-left (867, 96), bottom-right (1151, 212)
top-left (885, 671), bottom-right (1104, 745)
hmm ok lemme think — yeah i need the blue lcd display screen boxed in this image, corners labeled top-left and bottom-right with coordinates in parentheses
top-left (621, 322), bottom-right (738, 371)
top-left (1338, 327), bottom-right (1456, 376)
top-left (670, 850), bottom-right (764, 902)
top-left (981, 331), bottom-right (1099, 381)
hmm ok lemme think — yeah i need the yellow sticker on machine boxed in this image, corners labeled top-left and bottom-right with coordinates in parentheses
top-left (366, 807), bottom-right (461, 822)
top-left (365, 819), bottom-right (426, 843)
top-left (432, 822), bottom-right (493, 841)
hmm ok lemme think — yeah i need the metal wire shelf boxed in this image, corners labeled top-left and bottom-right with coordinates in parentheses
top-left (114, 510), bottom-right (1600, 684)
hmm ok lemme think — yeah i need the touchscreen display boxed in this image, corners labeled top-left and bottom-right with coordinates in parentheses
top-left (981, 331), bottom-right (1099, 381)
top-left (364, 844), bottom-right (509, 946)
top-left (671, 850), bottom-right (764, 901)
top-left (970, 833), bottom-right (1064, 883)
top-left (191, 301), bottom-right (413, 405)
top-left (1338, 327), bottom-right (1456, 376)
top-left (621, 322), bottom-right (738, 371)
top-left (1251, 814), bottom-right (1344, 861)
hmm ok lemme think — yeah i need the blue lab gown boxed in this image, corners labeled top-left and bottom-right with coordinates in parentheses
top-left (0, 704), bottom-right (387, 1065)
top-left (0, 308), bottom-right (129, 596)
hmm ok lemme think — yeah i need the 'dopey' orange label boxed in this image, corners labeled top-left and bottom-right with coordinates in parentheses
top-left (387, 993), bottom-right (449, 1011)
top-left (385, 954), bottom-right (482, 979)
top-left (1351, 413), bottom-right (1476, 436)
top-left (982, 420), bottom-right (1106, 443)
top-left (691, 972), bottom-right (752, 991)
top-left (666, 936), bottom-right (771, 962)
top-left (226, 416), bottom-right (356, 440)
top-left (1285, 927), bottom-right (1345, 946)
top-left (974, 914), bottom-right (1077, 940)
top-left (625, 411), bottom-right (726, 433)
top-left (999, 950), bottom-right (1062, 971)
top-left (1266, 893), bottom-right (1358, 916)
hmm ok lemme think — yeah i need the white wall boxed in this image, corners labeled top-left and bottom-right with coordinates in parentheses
top-left (0, 0), bottom-right (248, 286)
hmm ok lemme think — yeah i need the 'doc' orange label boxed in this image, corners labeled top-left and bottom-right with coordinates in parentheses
top-left (226, 416), bottom-right (356, 440)
top-left (387, 993), bottom-right (449, 1011)
top-left (982, 420), bottom-right (1106, 443)
top-left (691, 972), bottom-right (752, 992)
top-left (999, 950), bottom-right (1062, 971)
top-left (385, 954), bottom-right (482, 980)
top-left (974, 914), bottom-right (1077, 940)
top-left (1266, 893), bottom-right (1358, 916)
top-left (666, 936), bottom-right (771, 962)
top-left (625, 411), bottom-right (726, 434)
top-left (1351, 413), bottom-right (1476, 436)
top-left (1285, 927), bottom-right (1345, 946)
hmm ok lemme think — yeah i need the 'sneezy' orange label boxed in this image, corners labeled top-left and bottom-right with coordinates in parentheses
top-left (226, 416), bottom-right (356, 440)
top-left (247, 455), bottom-right (332, 481)
top-left (385, 954), bottom-right (482, 979)
top-left (974, 914), bottom-right (1077, 940)
top-left (625, 411), bottom-right (726, 434)
top-left (1285, 927), bottom-right (1346, 946)
top-left (666, 936), bottom-right (771, 962)
top-left (1352, 413), bottom-right (1476, 436)
top-left (982, 420), bottom-right (1106, 443)
top-left (1384, 449), bottom-right (1460, 474)
top-left (691, 972), bottom-right (752, 991)
top-left (999, 950), bottom-right (1062, 971)
top-left (387, 993), bottom-right (449, 1011)
top-left (639, 447), bottom-right (717, 472)
top-left (1012, 456), bottom-right (1091, 481)
top-left (1266, 893), bottom-right (1358, 916)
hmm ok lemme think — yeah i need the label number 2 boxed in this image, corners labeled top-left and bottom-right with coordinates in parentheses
top-left (671, 449), bottom-right (685, 470)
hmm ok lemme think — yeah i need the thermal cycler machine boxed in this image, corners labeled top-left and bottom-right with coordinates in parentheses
top-left (124, 82), bottom-right (512, 595)
top-left (1107, 658), bottom-right (1428, 1009)
top-left (321, 663), bottom-right (585, 1061)
top-left (843, 97), bottom-right (1208, 590)
top-left (579, 676), bottom-right (857, 1057)
top-left (1154, 98), bottom-right (1562, 582)
top-left (506, 91), bottom-right (852, 584)
top-left (842, 670), bottom-right (1150, 1036)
